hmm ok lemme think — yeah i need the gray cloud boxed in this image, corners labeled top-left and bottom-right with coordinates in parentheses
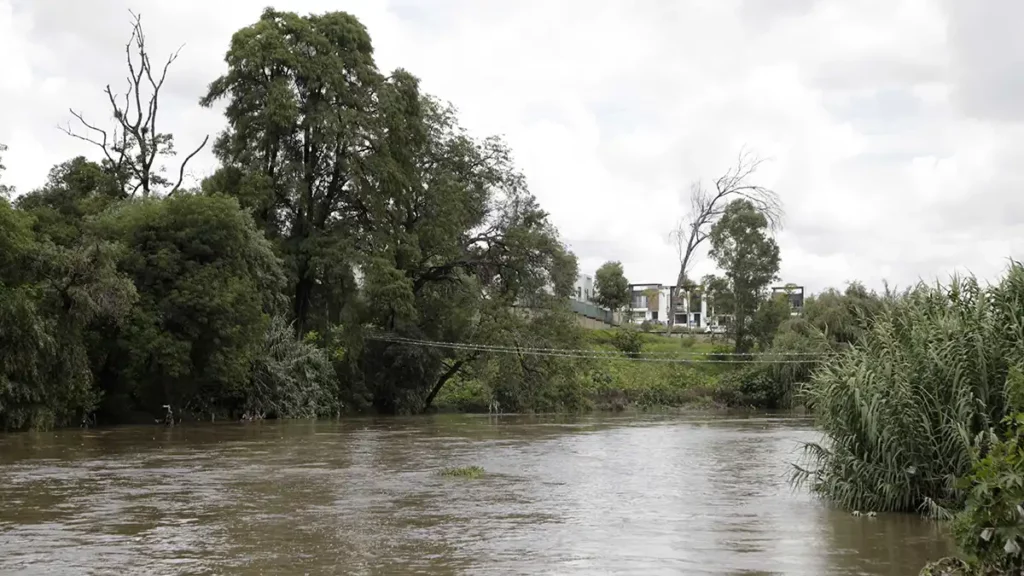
top-left (2, 0), bottom-right (1023, 294)
top-left (738, 0), bottom-right (819, 30)
top-left (809, 58), bottom-right (944, 93)
top-left (946, 0), bottom-right (1024, 122)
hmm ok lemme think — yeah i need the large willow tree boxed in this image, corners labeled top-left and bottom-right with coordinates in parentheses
top-left (201, 9), bottom-right (580, 413)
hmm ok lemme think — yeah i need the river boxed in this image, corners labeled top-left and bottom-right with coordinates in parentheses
top-left (0, 414), bottom-right (950, 575)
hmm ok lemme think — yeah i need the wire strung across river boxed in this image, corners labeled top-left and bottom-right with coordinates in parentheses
top-left (364, 333), bottom-right (837, 364)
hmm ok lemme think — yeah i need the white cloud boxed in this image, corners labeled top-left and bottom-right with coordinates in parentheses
top-left (1, 0), bottom-right (1021, 293)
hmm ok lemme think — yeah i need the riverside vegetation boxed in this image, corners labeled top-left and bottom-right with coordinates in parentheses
top-left (0, 7), bottom-right (833, 430)
top-left (2, 9), bottom-right (1022, 573)
top-left (791, 264), bottom-right (1024, 575)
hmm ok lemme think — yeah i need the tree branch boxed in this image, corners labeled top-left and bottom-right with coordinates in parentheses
top-left (58, 9), bottom-right (208, 199)
top-left (422, 353), bottom-right (477, 412)
top-left (666, 147), bottom-right (783, 329)
top-left (168, 135), bottom-right (209, 196)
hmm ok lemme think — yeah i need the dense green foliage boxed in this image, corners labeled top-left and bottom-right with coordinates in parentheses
top-left (801, 281), bottom-right (886, 347)
top-left (95, 195), bottom-right (285, 421)
top-left (708, 199), bottom-right (781, 353)
top-left (609, 327), bottom-right (645, 358)
top-left (797, 265), bottom-right (1024, 515)
top-left (751, 293), bottom-right (792, 351)
top-left (594, 261), bottom-right (630, 312)
top-left (0, 9), bottom-right (588, 429)
top-left (920, 379), bottom-right (1024, 575)
top-left (951, 406), bottom-right (1024, 572)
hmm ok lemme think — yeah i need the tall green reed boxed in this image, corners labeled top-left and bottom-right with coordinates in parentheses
top-left (794, 262), bottom-right (1024, 514)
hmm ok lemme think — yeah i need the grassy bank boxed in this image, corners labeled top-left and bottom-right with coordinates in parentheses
top-left (433, 329), bottom-right (780, 413)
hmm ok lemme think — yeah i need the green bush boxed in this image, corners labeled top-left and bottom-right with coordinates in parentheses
top-left (707, 343), bottom-right (736, 362)
top-left (245, 316), bottom-right (341, 420)
top-left (610, 328), bottom-right (644, 358)
top-left (680, 335), bottom-right (697, 349)
top-left (715, 365), bottom-right (789, 409)
top-left (938, 368), bottom-right (1024, 573)
top-left (949, 409), bottom-right (1024, 572)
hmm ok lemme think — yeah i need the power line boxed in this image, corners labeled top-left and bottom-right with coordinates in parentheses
top-left (368, 334), bottom-right (835, 357)
top-left (364, 334), bottom-right (835, 364)
top-left (368, 334), bottom-right (833, 357)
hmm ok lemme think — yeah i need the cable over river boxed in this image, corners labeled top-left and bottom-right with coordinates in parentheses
top-left (0, 414), bottom-right (950, 575)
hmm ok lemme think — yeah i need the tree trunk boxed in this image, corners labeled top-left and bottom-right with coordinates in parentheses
top-left (422, 359), bottom-right (467, 413)
top-left (734, 317), bottom-right (752, 354)
top-left (669, 253), bottom-right (693, 334)
top-left (294, 266), bottom-right (314, 337)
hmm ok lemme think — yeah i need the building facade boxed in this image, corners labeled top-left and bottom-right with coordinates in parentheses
top-left (573, 273), bottom-right (595, 303)
top-left (669, 286), bottom-right (710, 329)
top-left (771, 284), bottom-right (805, 315)
top-left (627, 283), bottom-right (669, 323)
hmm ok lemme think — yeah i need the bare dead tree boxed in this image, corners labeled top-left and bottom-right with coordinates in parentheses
top-left (667, 148), bottom-right (783, 329)
top-left (58, 10), bottom-right (208, 199)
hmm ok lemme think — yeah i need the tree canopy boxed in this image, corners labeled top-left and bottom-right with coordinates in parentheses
top-left (708, 199), bottom-right (780, 353)
top-left (0, 9), bottom-right (584, 428)
top-left (594, 261), bottom-right (630, 312)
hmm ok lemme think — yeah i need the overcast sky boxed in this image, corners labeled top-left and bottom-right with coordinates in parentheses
top-left (1, 0), bottom-right (1021, 293)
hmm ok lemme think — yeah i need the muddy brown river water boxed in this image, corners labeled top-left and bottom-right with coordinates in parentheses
top-left (0, 414), bottom-right (951, 575)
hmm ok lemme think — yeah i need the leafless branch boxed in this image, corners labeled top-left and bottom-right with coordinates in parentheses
top-left (667, 148), bottom-right (784, 327)
top-left (58, 10), bottom-right (207, 199)
top-left (169, 135), bottom-right (209, 196)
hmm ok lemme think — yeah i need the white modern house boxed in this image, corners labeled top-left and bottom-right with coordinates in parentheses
top-left (627, 283), bottom-right (671, 324)
top-left (573, 273), bottom-right (595, 303)
top-left (567, 271), bottom-right (745, 331)
top-left (623, 282), bottom-right (720, 328)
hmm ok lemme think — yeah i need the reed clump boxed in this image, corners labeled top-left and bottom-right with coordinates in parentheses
top-left (794, 262), bottom-right (1024, 515)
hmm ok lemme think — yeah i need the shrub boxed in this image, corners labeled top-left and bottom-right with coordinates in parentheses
top-left (938, 368), bottom-right (1024, 573)
top-left (440, 466), bottom-right (485, 478)
top-left (610, 327), bottom-right (644, 358)
top-left (949, 409), bottom-right (1024, 572)
top-left (715, 365), bottom-right (789, 409)
top-left (707, 343), bottom-right (736, 362)
top-left (245, 316), bottom-right (341, 419)
top-left (680, 335), bottom-right (697, 349)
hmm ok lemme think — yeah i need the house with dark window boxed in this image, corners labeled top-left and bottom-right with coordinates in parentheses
top-left (627, 283), bottom-right (669, 324)
top-left (771, 284), bottom-right (805, 315)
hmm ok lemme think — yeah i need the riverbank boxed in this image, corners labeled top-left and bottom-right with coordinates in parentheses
top-left (433, 329), bottom-right (783, 413)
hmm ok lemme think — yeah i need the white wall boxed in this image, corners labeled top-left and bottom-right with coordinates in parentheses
top-left (573, 274), bottom-right (595, 302)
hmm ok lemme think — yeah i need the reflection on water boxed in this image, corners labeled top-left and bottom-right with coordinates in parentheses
top-left (0, 414), bottom-right (951, 575)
